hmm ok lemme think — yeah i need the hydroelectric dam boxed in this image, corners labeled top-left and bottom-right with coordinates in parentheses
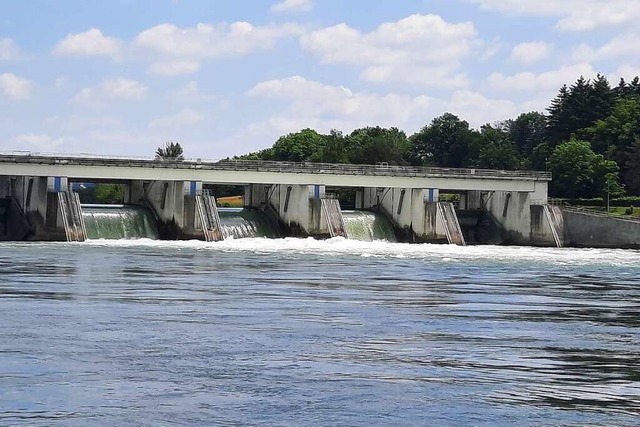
top-left (0, 151), bottom-right (563, 246)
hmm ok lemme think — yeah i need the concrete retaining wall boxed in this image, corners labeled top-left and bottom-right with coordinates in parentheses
top-left (564, 210), bottom-right (640, 249)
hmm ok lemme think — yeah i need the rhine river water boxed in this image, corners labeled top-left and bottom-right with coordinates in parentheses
top-left (1, 239), bottom-right (639, 426)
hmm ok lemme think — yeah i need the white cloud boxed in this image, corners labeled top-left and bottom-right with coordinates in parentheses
top-left (488, 64), bottom-right (598, 93)
top-left (247, 76), bottom-right (519, 137)
top-left (133, 22), bottom-right (304, 58)
top-left (0, 73), bottom-right (34, 100)
top-left (149, 108), bottom-right (205, 128)
top-left (13, 134), bottom-right (64, 150)
top-left (72, 78), bottom-right (147, 107)
top-left (300, 14), bottom-right (477, 87)
top-left (171, 81), bottom-right (217, 104)
top-left (147, 60), bottom-right (200, 76)
top-left (470, 0), bottom-right (640, 31)
top-left (53, 28), bottom-right (123, 59)
top-left (0, 38), bottom-right (22, 60)
top-left (572, 33), bottom-right (640, 63)
top-left (509, 41), bottom-right (552, 65)
top-left (271, 0), bottom-right (313, 13)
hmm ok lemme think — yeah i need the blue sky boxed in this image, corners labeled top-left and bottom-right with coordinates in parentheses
top-left (1, 0), bottom-right (638, 159)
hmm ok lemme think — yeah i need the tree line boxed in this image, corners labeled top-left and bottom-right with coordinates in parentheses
top-left (238, 74), bottom-right (640, 199)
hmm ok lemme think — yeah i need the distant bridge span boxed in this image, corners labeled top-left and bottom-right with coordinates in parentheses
top-left (0, 152), bottom-right (550, 192)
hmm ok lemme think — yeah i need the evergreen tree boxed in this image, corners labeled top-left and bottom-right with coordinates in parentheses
top-left (546, 84), bottom-right (571, 146)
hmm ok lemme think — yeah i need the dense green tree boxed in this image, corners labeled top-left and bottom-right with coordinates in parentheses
top-left (346, 126), bottom-right (409, 165)
top-left (507, 111), bottom-right (547, 157)
top-left (546, 84), bottom-right (571, 146)
top-left (155, 141), bottom-right (184, 160)
top-left (314, 129), bottom-right (349, 163)
top-left (268, 128), bottom-right (325, 162)
top-left (474, 124), bottom-right (520, 170)
top-left (409, 113), bottom-right (478, 167)
top-left (94, 184), bottom-right (125, 204)
top-left (546, 75), bottom-right (614, 147)
top-left (583, 96), bottom-right (640, 192)
top-left (589, 73), bottom-right (616, 123)
top-left (624, 137), bottom-right (640, 195)
top-left (548, 139), bottom-right (623, 198)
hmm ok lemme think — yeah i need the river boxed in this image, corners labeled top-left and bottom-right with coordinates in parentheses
top-left (1, 239), bottom-right (639, 426)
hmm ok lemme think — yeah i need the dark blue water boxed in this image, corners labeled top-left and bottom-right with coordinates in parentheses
top-left (1, 240), bottom-right (639, 426)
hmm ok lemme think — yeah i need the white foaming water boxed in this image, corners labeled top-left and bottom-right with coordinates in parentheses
top-left (75, 237), bottom-right (640, 267)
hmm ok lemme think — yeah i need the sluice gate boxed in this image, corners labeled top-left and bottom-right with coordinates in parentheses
top-left (321, 198), bottom-right (348, 238)
top-left (543, 204), bottom-right (564, 248)
top-left (196, 190), bottom-right (224, 242)
top-left (437, 202), bottom-right (465, 246)
top-left (58, 188), bottom-right (86, 242)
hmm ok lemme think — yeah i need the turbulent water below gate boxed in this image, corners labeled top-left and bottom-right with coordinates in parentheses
top-left (1, 239), bottom-right (639, 426)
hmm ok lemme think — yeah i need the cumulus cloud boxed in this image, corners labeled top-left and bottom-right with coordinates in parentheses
top-left (149, 108), bottom-right (205, 128)
top-left (72, 78), bottom-right (147, 107)
top-left (0, 38), bottom-right (22, 60)
top-left (133, 22), bottom-right (304, 58)
top-left (271, 0), bottom-right (313, 13)
top-left (53, 28), bottom-right (123, 59)
top-left (572, 33), bottom-right (640, 63)
top-left (0, 73), bottom-right (34, 100)
top-left (247, 76), bottom-right (519, 136)
top-left (300, 14), bottom-right (477, 88)
top-left (147, 60), bottom-right (200, 76)
top-left (470, 0), bottom-right (640, 31)
top-left (509, 41), bottom-right (553, 65)
top-left (13, 134), bottom-right (64, 150)
top-left (487, 64), bottom-right (598, 93)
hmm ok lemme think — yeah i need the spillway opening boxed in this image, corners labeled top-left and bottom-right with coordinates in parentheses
top-left (218, 208), bottom-right (283, 239)
top-left (82, 204), bottom-right (159, 240)
top-left (342, 210), bottom-right (397, 242)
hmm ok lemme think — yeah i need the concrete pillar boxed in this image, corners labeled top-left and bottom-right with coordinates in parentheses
top-left (248, 184), bottom-right (329, 236)
top-left (366, 187), bottom-right (447, 242)
top-left (482, 190), bottom-right (533, 244)
top-left (129, 180), bottom-right (200, 239)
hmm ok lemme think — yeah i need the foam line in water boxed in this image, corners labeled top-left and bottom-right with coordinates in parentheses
top-left (72, 237), bottom-right (640, 267)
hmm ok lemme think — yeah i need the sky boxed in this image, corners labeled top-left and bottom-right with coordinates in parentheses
top-left (1, 0), bottom-right (639, 160)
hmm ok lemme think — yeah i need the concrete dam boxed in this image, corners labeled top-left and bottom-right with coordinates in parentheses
top-left (3, 151), bottom-right (633, 248)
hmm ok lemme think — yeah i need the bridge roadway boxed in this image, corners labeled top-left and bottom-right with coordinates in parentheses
top-left (0, 152), bottom-right (551, 192)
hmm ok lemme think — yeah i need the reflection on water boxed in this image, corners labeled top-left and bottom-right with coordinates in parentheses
top-left (0, 240), bottom-right (639, 426)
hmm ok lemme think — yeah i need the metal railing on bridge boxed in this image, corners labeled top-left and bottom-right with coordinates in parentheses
top-left (0, 151), bottom-right (552, 181)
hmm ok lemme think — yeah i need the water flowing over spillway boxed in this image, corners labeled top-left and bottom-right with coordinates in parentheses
top-left (342, 210), bottom-right (397, 241)
top-left (82, 205), bottom-right (159, 239)
top-left (218, 208), bottom-right (282, 239)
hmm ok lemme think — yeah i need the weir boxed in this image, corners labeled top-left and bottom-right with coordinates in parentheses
top-left (83, 205), bottom-right (158, 239)
top-left (436, 202), bottom-right (466, 246)
top-left (218, 208), bottom-right (282, 239)
top-left (321, 198), bottom-right (348, 238)
top-left (343, 211), bottom-right (396, 242)
top-left (195, 191), bottom-right (224, 242)
top-left (0, 153), bottom-right (555, 244)
top-left (58, 189), bottom-right (86, 242)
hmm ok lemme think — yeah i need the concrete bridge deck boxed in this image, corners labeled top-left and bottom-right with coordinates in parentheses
top-left (0, 152), bottom-right (550, 192)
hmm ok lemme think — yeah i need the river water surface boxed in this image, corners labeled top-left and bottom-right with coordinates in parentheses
top-left (1, 239), bottom-right (639, 426)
